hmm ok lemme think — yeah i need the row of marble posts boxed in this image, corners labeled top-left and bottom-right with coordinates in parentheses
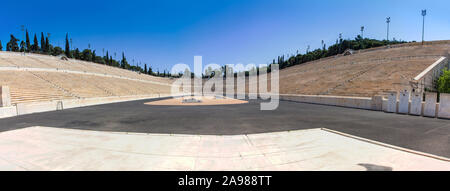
top-left (386, 90), bottom-right (450, 119)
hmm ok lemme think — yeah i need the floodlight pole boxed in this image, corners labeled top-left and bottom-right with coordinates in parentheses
top-left (361, 26), bottom-right (364, 39)
top-left (20, 25), bottom-right (25, 54)
top-left (20, 25), bottom-right (25, 41)
top-left (421, 9), bottom-right (426, 45)
top-left (386, 17), bottom-right (390, 42)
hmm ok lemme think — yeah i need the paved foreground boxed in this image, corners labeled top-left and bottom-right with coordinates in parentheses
top-left (0, 126), bottom-right (448, 171)
top-left (0, 98), bottom-right (449, 158)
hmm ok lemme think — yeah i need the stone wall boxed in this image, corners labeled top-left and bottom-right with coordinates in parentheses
top-left (280, 93), bottom-right (450, 119)
top-left (411, 57), bottom-right (449, 92)
top-left (0, 86), bottom-right (11, 107)
top-left (0, 94), bottom-right (179, 119)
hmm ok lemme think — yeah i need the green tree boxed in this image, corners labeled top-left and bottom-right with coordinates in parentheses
top-left (32, 34), bottom-right (39, 52)
top-left (95, 56), bottom-right (105, 64)
top-left (438, 68), bottom-right (450, 93)
top-left (65, 33), bottom-right (71, 58)
top-left (0, 40), bottom-right (2, 51)
top-left (81, 49), bottom-right (92, 61)
top-left (105, 51), bottom-right (109, 65)
top-left (19, 41), bottom-right (25, 52)
top-left (40, 32), bottom-right (45, 52)
top-left (6, 35), bottom-right (19, 51)
top-left (148, 65), bottom-right (153, 75)
top-left (120, 52), bottom-right (128, 69)
top-left (92, 50), bottom-right (96, 62)
top-left (45, 37), bottom-right (49, 53)
top-left (73, 48), bottom-right (80, 59)
top-left (25, 30), bottom-right (30, 52)
top-left (52, 46), bottom-right (63, 56)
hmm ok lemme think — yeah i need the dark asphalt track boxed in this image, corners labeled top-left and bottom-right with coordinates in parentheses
top-left (0, 97), bottom-right (449, 158)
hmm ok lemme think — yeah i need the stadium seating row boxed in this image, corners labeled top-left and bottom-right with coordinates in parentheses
top-left (0, 70), bottom-right (171, 104)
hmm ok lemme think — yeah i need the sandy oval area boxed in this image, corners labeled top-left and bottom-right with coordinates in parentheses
top-left (144, 96), bottom-right (248, 106)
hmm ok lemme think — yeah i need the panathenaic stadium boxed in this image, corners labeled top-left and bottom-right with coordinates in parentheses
top-left (0, 41), bottom-right (449, 171)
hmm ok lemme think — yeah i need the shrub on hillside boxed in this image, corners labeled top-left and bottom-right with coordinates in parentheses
top-left (437, 68), bottom-right (450, 93)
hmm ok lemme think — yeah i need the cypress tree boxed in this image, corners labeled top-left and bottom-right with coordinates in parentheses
top-left (92, 50), bottom-right (96, 62)
top-left (25, 30), bottom-right (30, 52)
top-left (105, 51), bottom-right (109, 65)
top-left (144, 64), bottom-right (148, 74)
top-left (33, 34), bottom-right (39, 52)
top-left (74, 48), bottom-right (80, 59)
top-left (20, 41), bottom-right (25, 52)
top-left (40, 32), bottom-right (45, 52)
top-left (121, 52), bottom-right (128, 69)
top-left (110, 56), bottom-right (113, 66)
top-left (0, 40), bottom-right (2, 51)
top-left (45, 37), bottom-right (49, 53)
top-left (65, 33), bottom-right (71, 58)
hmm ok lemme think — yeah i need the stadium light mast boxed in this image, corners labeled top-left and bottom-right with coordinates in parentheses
top-left (20, 25), bottom-right (25, 54)
top-left (360, 26), bottom-right (364, 39)
top-left (386, 17), bottom-right (390, 42)
top-left (421, 9), bottom-right (426, 45)
top-left (20, 25), bottom-right (25, 41)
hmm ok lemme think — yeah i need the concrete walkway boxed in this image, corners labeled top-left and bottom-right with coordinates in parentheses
top-left (0, 126), bottom-right (448, 171)
top-left (1, 99), bottom-right (449, 158)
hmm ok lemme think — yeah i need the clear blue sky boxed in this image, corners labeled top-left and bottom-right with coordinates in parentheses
top-left (1, 0), bottom-right (449, 72)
